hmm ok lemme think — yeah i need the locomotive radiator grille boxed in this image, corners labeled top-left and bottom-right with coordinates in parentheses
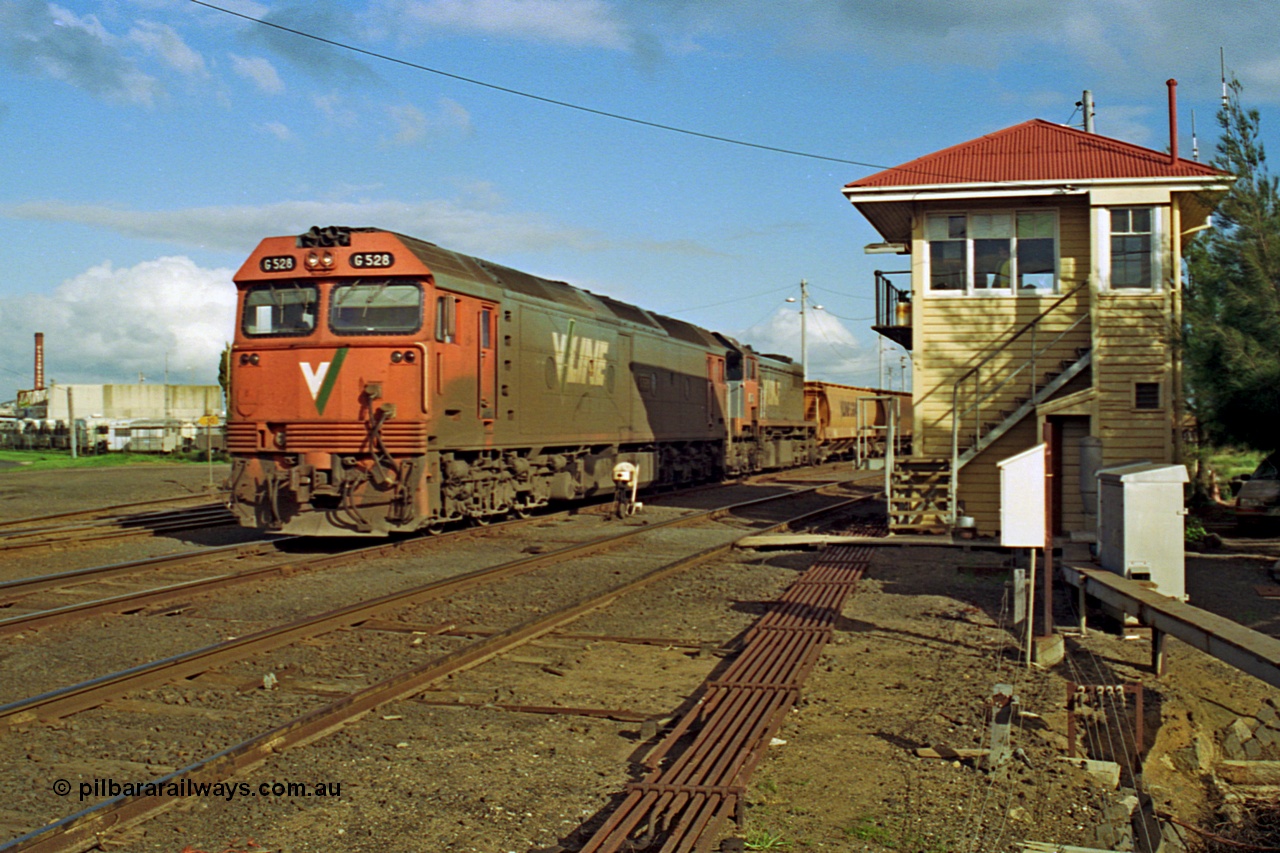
top-left (227, 422), bottom-right (429, 455)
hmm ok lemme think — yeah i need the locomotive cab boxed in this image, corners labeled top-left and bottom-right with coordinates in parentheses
top-left (227, 227), bottom-right (493, 535)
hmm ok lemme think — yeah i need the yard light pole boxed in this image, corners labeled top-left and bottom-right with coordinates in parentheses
top-left (786, 280), bottom-right (822, 380)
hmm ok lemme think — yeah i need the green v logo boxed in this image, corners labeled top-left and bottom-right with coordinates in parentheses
top-left (300, 347), bottom-right (348, 414)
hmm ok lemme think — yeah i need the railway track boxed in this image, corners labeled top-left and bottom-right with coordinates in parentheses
top-left (0, 477), bottom-right (877, 852)
top-left (0, 469), bottom-right (859, 651)
top-left (0, 498), bottom-right (236, 554)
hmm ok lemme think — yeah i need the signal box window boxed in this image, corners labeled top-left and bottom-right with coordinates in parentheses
top-left (242, 283), bottom-right (318, 337)
top-left (927, 215), bottom-right (967, 291)
top-left (1110, 208), bottom-right (1155, 289)
top-left (1134, 382), bottom-right (1162, 410)
top-left (925, 210), bottom-right (1058, 295)
top-left (330, 281), bottom-right (423, 335)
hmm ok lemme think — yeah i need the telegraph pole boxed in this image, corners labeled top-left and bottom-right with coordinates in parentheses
top-left (67, 387), bottom-right (76, 460)
top-left (786, 279), bottom-right (821, 380)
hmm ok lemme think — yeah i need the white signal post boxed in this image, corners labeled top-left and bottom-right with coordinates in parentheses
top-left (198, 414), bottom-right (221, 489)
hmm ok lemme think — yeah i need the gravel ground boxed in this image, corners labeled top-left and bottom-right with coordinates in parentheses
top-left (3, 465), bottom-right (1280, 852)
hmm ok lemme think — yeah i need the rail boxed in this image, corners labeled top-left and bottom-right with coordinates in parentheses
top-left (948, 282), bottom-right (1090, 519)
top-left (1, 484), bottom-right (870, 852)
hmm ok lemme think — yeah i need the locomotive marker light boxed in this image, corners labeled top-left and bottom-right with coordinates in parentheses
top-left (305, 250), bottom-right (336, 270)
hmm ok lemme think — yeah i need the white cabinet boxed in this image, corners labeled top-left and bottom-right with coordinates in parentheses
top-left (1097, 462), bottom-right (1188, 600)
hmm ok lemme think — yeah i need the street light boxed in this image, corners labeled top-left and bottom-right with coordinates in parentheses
top-left (786, 280), bottom-right (822, 380)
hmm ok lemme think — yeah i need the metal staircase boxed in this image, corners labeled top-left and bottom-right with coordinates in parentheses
top-left (888, 458), bottom-right (953, 533)
top-left (887, 283), bottom-right (1091, 534)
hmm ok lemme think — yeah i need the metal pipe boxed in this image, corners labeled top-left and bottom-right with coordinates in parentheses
top-left (34, 332), bottom-right (44, 392)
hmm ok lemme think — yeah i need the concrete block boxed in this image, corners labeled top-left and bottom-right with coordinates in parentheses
top-left (1057, 756), bottom-right (1121, 789)
top-left (1032, 633), bottom-right (1065, 666)
top-left (1229, 718), bottom-right (1255, 742)
top-left (1216, 760), bottom-right (1280, 785)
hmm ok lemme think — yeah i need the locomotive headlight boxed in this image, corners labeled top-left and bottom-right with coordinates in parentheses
top-left (403, 349), bottom-right (416, 363)
top-left (239, 353), bottom-right (249, 365)
top-left (250, 353), bottom-right (260, 365)
top-left (274, 431), bottom-right (287, 448)
top-left (391, 351), bottom-right (404, 363)
top-left (239, 353), bottom-right (260, 366)
top-left (322, 251), bottom-right (334, 268)
top-left (306, 251), bottom-right (320, 269)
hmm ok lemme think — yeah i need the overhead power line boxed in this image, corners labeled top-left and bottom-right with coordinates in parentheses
top-left (192, 0), bottom-right (896, 171)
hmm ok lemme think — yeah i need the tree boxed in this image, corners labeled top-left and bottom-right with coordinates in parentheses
top-left (1184, 78), bottom-right (1280, 451)
top-left (218, 343), bottom-right (232, 410)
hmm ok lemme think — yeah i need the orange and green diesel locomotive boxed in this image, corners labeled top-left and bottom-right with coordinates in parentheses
top-left (225, 226), bottom-right (814, 535)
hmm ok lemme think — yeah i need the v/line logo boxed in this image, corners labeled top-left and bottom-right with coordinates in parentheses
top-left (299, 347), bottom-right (348, 414)
top-left (553, 328), bottom-right (610, 387)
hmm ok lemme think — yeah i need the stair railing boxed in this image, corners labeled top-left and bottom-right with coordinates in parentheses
top-left (947, 281), bottom-right (1090, 523)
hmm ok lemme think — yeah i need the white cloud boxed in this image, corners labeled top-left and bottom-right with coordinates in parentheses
top-left (230, 54), bottom-right (285, 94)
top-left (0, 256), bottom-right (235, 395)
top-left (128, 21), bottom-right (207, 77)
top-left (735, 306), bottom-right (879, 386)
top-left (0, 1), bottom-right (160, 105)
top-left (312, 91), bottom-right (360, 128)
top-left (0, 198), bottom-right (603, 258)
top-left (260, 120), bottom-right (293, 141)
top-left (383, 98), bottom-right (472, 146)
top-left (375, 0), bottom-right (631, 49)
top-left (387, 103), bottom-right (429, 146)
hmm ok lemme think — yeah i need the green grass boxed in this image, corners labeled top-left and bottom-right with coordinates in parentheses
top-left (744, 828), bottom-right (790, 850)
top-left (1206, 447), bottom-right (1267, 482)
top-left (0, 450), bottom-right (217, 472)
top-left (843, 817), bottom-right (895, 845)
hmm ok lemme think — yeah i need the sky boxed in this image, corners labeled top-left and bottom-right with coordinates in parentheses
top-left (1, 0), bottom-right (1278, 407)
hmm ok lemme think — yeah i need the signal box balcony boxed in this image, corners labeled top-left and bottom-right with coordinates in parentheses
top-left (872, 270), bottom-right (912, 351)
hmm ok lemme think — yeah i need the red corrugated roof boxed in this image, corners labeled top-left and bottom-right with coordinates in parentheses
top-left (845, 119), bottom-right (1229, 188)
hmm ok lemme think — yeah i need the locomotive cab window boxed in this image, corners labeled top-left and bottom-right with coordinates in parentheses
top-left (241, 283), bottom-right (318, 337)
top-left (330, 280), bottom-right (423, 335)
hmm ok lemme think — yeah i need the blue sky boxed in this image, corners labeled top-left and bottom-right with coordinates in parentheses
top-left (1, 0), bottom-right (1278, 406)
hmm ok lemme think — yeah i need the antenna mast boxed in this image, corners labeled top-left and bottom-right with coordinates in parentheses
top-left (1221, 47), bottom-right (1229, 108)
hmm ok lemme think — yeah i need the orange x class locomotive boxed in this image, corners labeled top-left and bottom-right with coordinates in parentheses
top-left (226, 226), bottom-right (814, 535)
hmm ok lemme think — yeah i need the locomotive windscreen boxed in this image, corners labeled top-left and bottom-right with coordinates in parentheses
top-left (330, 281), bottom-right (423, 334)
top-left (241, 283), bottom-right (318, 337)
